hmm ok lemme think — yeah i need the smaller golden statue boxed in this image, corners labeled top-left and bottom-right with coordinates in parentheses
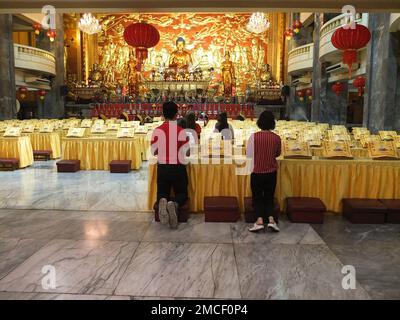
top-left (88, 63), bottom-right (103, 85)
top-left (221, 52), bottom-right (236, 97)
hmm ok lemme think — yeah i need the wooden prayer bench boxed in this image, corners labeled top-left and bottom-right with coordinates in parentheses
top-left (379, 199), bottom-right (400, 224)
top-left (244, 197), bottom-right (280, 223)
top-left (109, 160), bottom-right (131, 173)
top-left (204, 196), bottom-right (240, 222)
top-left (153, 199), bottom-right (189, 223)
top-left (33, 150), bottom-right (51, 161)
top-left (0, 158), bottom-right (19, 171)
top-left (285, 197), bottom-right (326, 224)
top-left (342, 198), bottom-right (386, 224)
top-left (56, 160), bottom-right (81, 172)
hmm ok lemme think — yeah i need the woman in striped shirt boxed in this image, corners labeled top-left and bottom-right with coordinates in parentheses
top-left (246, 111), bottom-right (281, 232)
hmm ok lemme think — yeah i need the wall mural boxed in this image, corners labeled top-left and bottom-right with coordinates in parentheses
top-left (96, 13), bottom-right (272, 96)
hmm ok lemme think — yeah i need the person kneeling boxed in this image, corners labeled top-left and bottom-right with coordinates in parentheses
top-left (151, 101), bottom-right (190, 229)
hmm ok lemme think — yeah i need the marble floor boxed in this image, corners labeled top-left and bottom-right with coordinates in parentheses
top-left (0, 162), bottom-right (399, 300)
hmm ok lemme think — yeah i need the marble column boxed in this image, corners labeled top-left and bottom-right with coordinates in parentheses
top-left (364, 13), bottom-right (400, 132)
top-left (43, 13), bottom-right (65, 118)
top-left (311, 13), bottom-right (323, 122)
top-left (0, 14), bottom-right (17, 120)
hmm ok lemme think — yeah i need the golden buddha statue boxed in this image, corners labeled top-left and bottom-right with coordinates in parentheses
top-left (169, 37), bottom-right (193, 72)
top-left (221, 52), bottom-right (236, 97)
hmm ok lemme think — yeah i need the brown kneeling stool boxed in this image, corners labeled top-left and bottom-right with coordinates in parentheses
top-left (56, 160), bottom-right (80, 172)
top-left (342, 199), bottom-right (386, 224)
top-left (154, 199), bottom-right (189, 223)
top-left (204, 196), bottom-right (240, 222)
top-left (244, 197), bottom-right (280, 223)
top-left (0, 158), bottom-right (19, 171)
top-left (286, 197), bottom-right (326, 224)
top-left (110, 160), bottom-right (131, 173)
top-left (33, 150), bottom-right (51, 161)
top-left (379, 199), bottom-right (400, 224)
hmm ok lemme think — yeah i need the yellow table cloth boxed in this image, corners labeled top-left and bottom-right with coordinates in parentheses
top-left (135, 134), bottom-right (151, 161)
top-left (0, 136), bottom-right (34, 168)
top-left (62, 137), bottom-right (142, 170)
top-left (23, 133), bottom-right (61, 159)
top-left (148, 157), bottom-right (400, 213)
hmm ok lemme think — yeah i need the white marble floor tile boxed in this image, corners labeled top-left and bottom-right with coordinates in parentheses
top-left (234, 243), bottom-right (370, 300)
top-left (115, 242), bottom-right (241, 299)
top-left (0, 291), bottom-right (130, 300)
top-left (0, 239), bottom-right (139, 295)
top-left (143, 215), bottom-right (232, 244)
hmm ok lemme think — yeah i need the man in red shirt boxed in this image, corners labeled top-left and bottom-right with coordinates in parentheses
top-left (151, 101), bottom-right (190, 228)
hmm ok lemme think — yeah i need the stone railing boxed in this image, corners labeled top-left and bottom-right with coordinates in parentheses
top-left (288, 43), bottom-right (314, 74)
top-left (14, 44), bottom-right (56, 76)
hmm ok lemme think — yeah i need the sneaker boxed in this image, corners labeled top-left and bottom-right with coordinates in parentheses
top-left (158, 198), bottom-right (169, 225)
top-left (167, 201), bottom-right (178, 229)
top-left (267, 222), bottom-right (280, 232)
top-left (248, 223), bottom-right (265, 232)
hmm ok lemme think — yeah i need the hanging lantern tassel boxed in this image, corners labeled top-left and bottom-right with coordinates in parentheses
top-left (353, 76), bottom-right (366, 96)
top-left (293, 20), bottom-right (303, 34)
top-left (33, 23), bottom-right (41, 35)
top-left (47, 30), bottom-right (56, 42)
top-left (19, 86), bottom-right (28, 100)
top-left (331, 23), bottom-right (371, 79)
top-left (284, 29), bottom-right (294, 41)
top-left (296, 90), bottom-right (305, 101)
top-left (38, 90), bottom-right (47, 101)
top-left (306, 88), bottom-right (312, 100)
top-left (332, 82), bottom-right (345, 96)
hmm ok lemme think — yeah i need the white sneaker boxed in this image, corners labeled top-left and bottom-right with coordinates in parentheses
top-left (248, 223), bottom-right (265, 232)
top-left (167, 201), bottom-right (178, 229)
top-left (158, 198), bottom-right (169, 225)
top-left (267, 223), bottom-right (280, 232)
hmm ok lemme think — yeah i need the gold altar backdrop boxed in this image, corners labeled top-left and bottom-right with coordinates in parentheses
top-left (92, 13), bottom-right (286, 94)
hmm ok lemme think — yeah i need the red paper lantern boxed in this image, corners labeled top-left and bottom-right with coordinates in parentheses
top-left (123, 22), bottom-right (160, 70)
top-left (33, 23), bottom-right (41, 35)
top-left (332, 82), bottom-right (345, 96)
top-left (293, 20), bottom-right (303, 33)
top-left (19, 86), bottom-right (28, 99)
top-left (284, 29), bottom-right (294, 40)
top-left (306, 88), bottom-right (312, 100)
top-left (331, 23), bottom-right (371, 78)
top-left (46, 30), bottom-right (56, 42)
top-left (296, 90), bottom-right (305, 101)
top-left (38, 90), bottom-right (47, 100)
top-left (353, 76), bottom-right (366, 96)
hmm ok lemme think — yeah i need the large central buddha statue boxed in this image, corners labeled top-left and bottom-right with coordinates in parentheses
top-left (169, 37), bottom-right (193, 71)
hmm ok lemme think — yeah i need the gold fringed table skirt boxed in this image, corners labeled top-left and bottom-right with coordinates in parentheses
top-left (135, 134), bottom-right (151, 161)
top-left (23, 133), bottom-right (61, 159)
top-left (62, 137), bottom-right (143, 170)
top-left (147, 158), bottom-right (400, 213)
top-left (0, 136), bottom-right (34, 168)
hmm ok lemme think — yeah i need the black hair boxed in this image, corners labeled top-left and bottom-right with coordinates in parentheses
top-left (163, 101), bottom-right (178, 120)
top-left (257, 110), bottom-right (276, 130)
top-left (177, 117), bottom-right (187, 129)
top-left (216, 112), bottom-right (229, 132)
top-left (185, 111), bottom-right (196, 130)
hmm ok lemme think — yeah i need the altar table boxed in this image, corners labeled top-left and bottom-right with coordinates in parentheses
top-left (147, 157), bottom-right (400, 213)
top-left (23, 132), bottom-right (61, 159)
top-left (0, 136), bottom-right (34, 168)
top-left (62, 137), bottom-right (143, 170)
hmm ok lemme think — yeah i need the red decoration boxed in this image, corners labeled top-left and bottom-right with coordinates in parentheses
top-left (353, 76), bottom-right (366, 96)
top-left (19, 86), bottom-right (28, 99)
top-left (38, 90), bottom-right (47, 101)
top-left (123, 22), bottom-right (160, 70)
top-left (33, 23), bottom-right (41, 35)
top-left (293, 20), bottom-right (303, 33)
top-left (284, 29), bottom-right (294, 40)
top-left (305, 88), bottom-right (312, 100)
top-left (332, 82), bottom-right (345, 96)
top-left (296, 89), bottom-right (305, 101)
top-left (331, 23), bottom-right (371, 78)
top-left (46, 30), bottom-right (56, 42)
